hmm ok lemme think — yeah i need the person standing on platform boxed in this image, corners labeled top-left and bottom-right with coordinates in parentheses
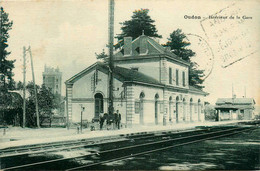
top-left (99, 114), bottom-right (104, 130)
top-left (117, 110), bottom-right (121, 129)
top-left (114, 111), bottom-right (118, 129)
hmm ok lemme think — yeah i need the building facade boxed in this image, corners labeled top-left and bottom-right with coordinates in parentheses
top-left (65, 35), bottom-right (208, 127)
top-left (215, 96), bottom-right (255, 120)
top-left (42, 66), bottom-right (62, 95)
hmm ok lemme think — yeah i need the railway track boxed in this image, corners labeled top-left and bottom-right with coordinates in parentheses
top-left (1, 122), bottom-right (259, 170)
top-left (0, 127), bottom-right (209, 158)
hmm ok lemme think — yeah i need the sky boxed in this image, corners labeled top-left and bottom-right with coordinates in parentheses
top-left (1, 0), bottom-right (260, 105)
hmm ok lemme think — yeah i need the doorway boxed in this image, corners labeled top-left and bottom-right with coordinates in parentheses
top-left (94, 93), bottom-right (104, 119)
top-left (139, 92), bottom-right (145, 125)
top-left (169, 96), bottom-right (172, 122)
top-left (198, 99), bottom-right (201, 121)
top-left (176, 96), bottom-right (179, 123)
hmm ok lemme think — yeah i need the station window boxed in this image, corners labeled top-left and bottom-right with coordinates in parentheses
top-left (135, 101), bottom-right (140, 114)
top-left (182, 71), bottom-right (186, 86)
top-left (169, 67), bottom-right (172, 84)
top-left (160, 103), bottom-right (164, 113)
top-left (176, 69), bottom-right (179, 86)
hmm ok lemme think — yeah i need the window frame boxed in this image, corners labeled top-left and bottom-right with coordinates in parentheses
top-left (135, 101), bottom-right (140, 114)
top-left (182, 71), bottom-right (186, 86)
top-left (169, 67), bottom-right (172, 84)
top-left (176, 69), bottom-right (179, 86)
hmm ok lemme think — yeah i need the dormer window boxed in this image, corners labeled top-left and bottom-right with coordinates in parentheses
top-left (135, 47), bottom-right (140, 54)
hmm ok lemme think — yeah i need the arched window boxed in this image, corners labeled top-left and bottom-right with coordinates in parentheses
top-left (190, 98), bottom-right (193, 121)
top-left (176, 96), bottom-right (179, 123)
top-left (169, 96), bottom-right (173, 122)
top-left (198, 99), bottom-right (201, 121)
top-left (94, 93), bottom-right (104, 119)
top-left (139, 92), bottom-right (145, 125)
top-left (183, 98), bottom-right (186, 121)
top-left (140, 92), bottom-right (145, 99)
top-left (155, 93), bottom-right (159, 125)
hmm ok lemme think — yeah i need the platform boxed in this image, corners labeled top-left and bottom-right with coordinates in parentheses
top-left (0, 120), bottom-right (250, 150)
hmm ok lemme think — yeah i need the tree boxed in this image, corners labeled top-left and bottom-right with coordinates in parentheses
top-left (0, 7), bottom-right (15, 125)
top-left (164, 29), bottom-right (205, 89)
top-left (0, 7), bottom-right (14, 92)
top-left (189, 62), bottom-right (205, 89)
top-left (1, 92), bottom-right (23, 126)
top-left (204, 102), bottom-right (217, 121)
top-left (16, 81), bottom-right (23, 90)
top-left (25, 82), bottom-right (39, 127)
top-left (115, 9), bottom-right (162, 49)
top-left (95, 49), bottom-right (108, 60)
top-left (26, 83), bottom-right (56, 127)
top-left (38, 85), bottom-right (55, 126)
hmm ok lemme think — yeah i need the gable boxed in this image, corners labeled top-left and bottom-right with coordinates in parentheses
top-left (114, 35), bottom-right (189, 66)
top-left (65, 62), bottom-right (99, 84)
top-left (115, 35), bottom-right (163, 57)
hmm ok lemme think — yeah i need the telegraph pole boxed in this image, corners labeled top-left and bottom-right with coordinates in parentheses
top-left (0, 7), bottom-right (2, 62)
top-left (108, 0), bottom-right (115, 116)
top-left (28, 46), bottom-right (40, 128)
top-left (0, 9), bottom-right (4, 125)
top-left (23, 47), bottom-right (26, 128)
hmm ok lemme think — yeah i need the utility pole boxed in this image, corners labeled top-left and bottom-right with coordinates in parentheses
top-left (23, 47), bottom-right (26, 128)
top-left (108, 0), bottom-right (115, 116)
top-left (0, 7), bottom-right (2, 64)
top-left (28, 46), bottom-right (40, 128)
top-left (0, 7), bottom-right (3, 125)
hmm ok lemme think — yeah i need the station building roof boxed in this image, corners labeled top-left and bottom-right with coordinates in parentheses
top-left (65, 62), bottom-right (162, 86)
top-left (215, 98), bottom-right (255, 110)
top-left (65, 62), bottom-right (208, 95)
top-left (216, 98), bottom-right (255, 105)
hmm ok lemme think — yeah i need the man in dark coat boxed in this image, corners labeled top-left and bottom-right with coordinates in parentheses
top-left (114, 111), bottom-right (118, 129)
top-left (99, 114), bottom-right (105, 130)
top-left (116, 110), bottom-right (121, 129)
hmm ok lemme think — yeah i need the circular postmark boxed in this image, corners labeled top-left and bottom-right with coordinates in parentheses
top-left (185, 33), bottom-right (215, 80)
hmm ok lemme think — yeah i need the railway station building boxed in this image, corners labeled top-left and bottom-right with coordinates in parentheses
top-left (215, 96), bottom-right (255, 120)
top-left (65, 35), bottom-right (208, 127)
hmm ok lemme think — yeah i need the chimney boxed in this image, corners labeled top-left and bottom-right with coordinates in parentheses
top-left (124, 37), bottom-right (132, 56)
